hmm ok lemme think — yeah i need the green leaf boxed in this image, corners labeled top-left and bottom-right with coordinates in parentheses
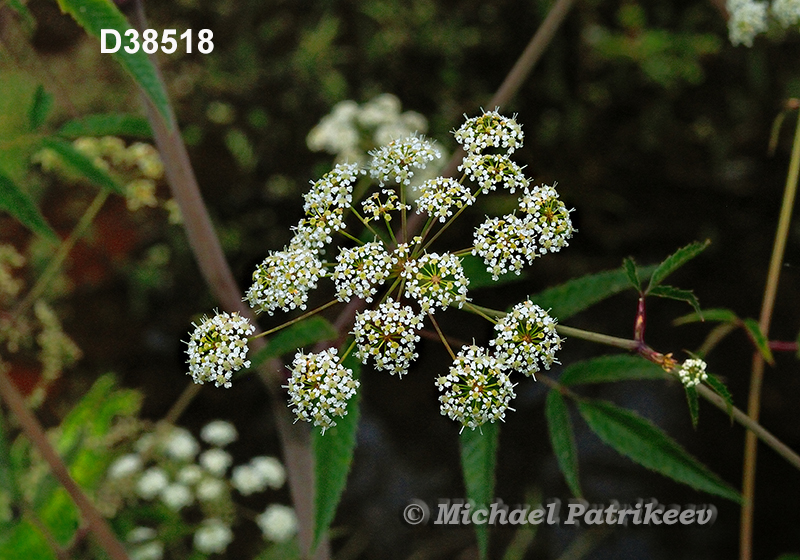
top-left (559, 354), bottom-right (667, 386)
top-left (461, 254), bottom-right (527, 290)
top-left (312, 350), bottom-right (361, 550)
top-left (54, 0), bottom-right (172, 125)
top-left (460, 420), bottom-right (499, 560)
top-left (674, 308), bottom-right (739, 326)
top-left (774, 554), bottom-right (800, 560)
top-left (623, 257), bottom-right (641, 291)
top-left (577, 399), bottom-right (740, 502)
top-left (250, 317), bottom-right (338, 368)
top-left (253, 540), bottom-right (301, 560)
top-left (28, 86), bottom-right (53, 131)
top-left (0, 171), bottom-right (58, 241)
top-left (531, 265), bottom-right (656, 320)
top-left (647, 284), bottom-right (702, 315)
top-left (705, 373), bottom-right (734, 422)
top-left (57, 113), bottom-right (153, 139)
top-left (742, 318), bottom-right (775, 365)
top-left (40, 137), bottom-right (124, 194)
top-left (646, 239), bottom-right (710, 292)
top-left (685, 386), bottom-right (699, 429)
top-left (545, 391), bottom-right (582, 498)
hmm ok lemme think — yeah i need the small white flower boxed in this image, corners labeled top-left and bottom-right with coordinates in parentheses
top-left (200, 420), bottom-right (238, 447)
top-left (285, 348), bottom-right (360, 434)
top-left (136, 468), bottom-right (169, 500)
top-left (303, 162), bottom-right (360, 215)
top-left (402, 252), bottom-right (470, 313)
top-left (361, 188), bottom-right (410, 222)
top-left (460, 153), bottom-right (529, 194)
top-left (679, 358), bottom-right (708, 388)
top-left (185, 311), bottom-right (254, 389)
top-left (771, 0), bottom-right (800, 25)
top-left (196, 478), bottom-right (227, 502)
top-left (250, 456), bottom-right (286, 488)
top-left (231, 464), bottom-right (266, 496)
top-left (256, 504), bottom-right (298, 543)
top-left (332, 241), bottom-right (396, 303)
top-left (453, 109), bottom-right (524, 155)
top-left (353, 299), bottom-right (423, 377)
top-left (130, 541), bottom-right (164, 560)
top-left (369, 134), bottom-right (441, 186)
top-left (127, 527), bottom-right (158, 544)
top-left (177, 465), bottom-right (204, 486)
top-left (245, 248), bottom-right (324, 315)
top-left (199, 448), bottom-right (233, 477)
top-left (193, 519), bottom-right (233, 554)
top-left (163, 427), bottom-right (200, 461)
top-left (727, 0), bottom-right (768, 47)
top-left (490, 301), bottom-right (561, 377)
top-left (108, 454), bottom-right (143, 479)
top-left (435, 345), bottom-right (516, 430)
top-left (160, 483), bottom-right (193, 511)
top-left (415, 177), bottom-right (476, 222)
top-left (518, 185), bottom-right (574, 256)
top-left (472, 214), bottom-right (532, 281)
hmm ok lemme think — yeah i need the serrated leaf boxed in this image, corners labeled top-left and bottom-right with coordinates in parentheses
top-left (54, 0), bottom-right (172, 125)
top-left (28, 86), bottom-right (53, 131)
top-left (647, 285), bottom-right (702, 315)
top-left (577, 399), bottom-right (740, 502)
top-left (40, 137), bottom-right (123, 194)
top-left (531, 265), bottom-right (656, 320)
top-left (57, 113), bottom-right (153, 139)
top-left (250, 317), bottom-right (338, 368)
top-left (706, 374), bottom-right (734, 422)
top-left (312, 350), bottom-right (361, 550)
top-left (460, 420), bottom-right (499, 560)
top-left (646, 240), bottom-right (710, 292)
top-left (0, 171), bottom-right (58, 241)
top-left (559, 354), bottom-right (667, 386)
top-left (545, 391), bottom-right (582, 498)
top-left (742, 318), bottom-right (775, 365)
top-left (685, 386), bottom-right (699, 429)
top-left (674, 308), bottom-right (739, 326)
top-left (623, 257), bottom-right (641, 291)
top-left (461, 254), bottom-right (527, 289)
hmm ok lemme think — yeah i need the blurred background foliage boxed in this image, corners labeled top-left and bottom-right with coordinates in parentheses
top-left (2, 0), bottom-right (800, 558)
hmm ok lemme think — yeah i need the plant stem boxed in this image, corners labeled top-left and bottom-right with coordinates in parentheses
top-left (740, 107), bottom-right (800, 560)
top-left (253, 299), bottom-right (340, 340)
top-left (13, 189), bottom-right (109, 319)
top-left (0, 371), bottom-right (131, 560)
top-left (428, 313), bottom-right (456, 359)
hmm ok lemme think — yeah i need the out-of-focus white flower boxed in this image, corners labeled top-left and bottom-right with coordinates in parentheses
top-left (130, 541), bottom-right (164, 560)
top-left (163, 427), bottom-right (200, 461)
top-left (108, 454), bottom-right (143, 479)
top-left (256, 504), bottom-right (298, 543)
top-left (160, 483), bottom-right (193, 511)
top-left (136, 468), bottom-right (169, 500)
top-left (199, 448), bottom-right (233, 477)
top-left (200, 420), bottom-right (238, 447)
top-left (193, 519), bottom-right (233, 554)
top-left (196, 478), bottom-right (226, 502)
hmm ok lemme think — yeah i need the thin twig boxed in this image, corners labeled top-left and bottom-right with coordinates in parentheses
top-left (740, 107), bottom-right (800, 560)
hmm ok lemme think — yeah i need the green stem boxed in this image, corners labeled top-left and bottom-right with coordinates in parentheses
top-left (462, 302), bottom-right (498, 324)
top-left (740, 105), bottom-right (800, 560)
top-left (348, 206), bottom-right (382, 241)
top-left (339, 338), bottom-right (358, 363)
top-left (252, 299), bottom-right (340, 340)
top-left (13, 189), bottom-right (109, 318)
top-left (428, 312), bottom-right (456, 359)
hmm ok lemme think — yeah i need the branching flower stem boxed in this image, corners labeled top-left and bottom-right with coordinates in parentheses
top-left (252, 299), bottom-right (340, 340)
top-left (428, 312), bottom-right (456, 360)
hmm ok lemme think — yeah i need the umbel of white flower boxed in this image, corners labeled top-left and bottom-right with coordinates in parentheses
top-left (678, 358), bottom-right (709, 388)
top-left (185, 311), bottom-right (254, 388)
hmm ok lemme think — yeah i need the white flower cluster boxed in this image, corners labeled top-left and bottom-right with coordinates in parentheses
top-left (186, 311), bottom-right (254, 388)
top-left (678, 358), bottom-right (709, 388)
top-left (362, 188), bottom-right (411, 221)
top-left (490, 301), bottom-right (561, 378)
top-left (353, 299), bottom-right (423, 377)
top-left (518, 184), bottom-right (574, 255)
top-left (307, 94), bottom-right (428, 163)
top-left (303, 162), bottom-right (360, 215)
top-left (460, 153), bottom-right (530, 194)
top-left (369, 134), bottom-right (441, 186)
top-left (106, 420), bottom-right (295, 556)
top-left (245, 247), bottom-right (324, 315)
top-left (772, 0), bottom-right (800, 26)
top-left (333, 241), bottom-right (397, 303)
top-left (727, 0), bottom-right (769, 46)
top-left (402, 252), bottom-right (470, 313)
top-left (473, 215), bottom-right (533, 281)
top-left (285, 348), bottom-right (360, 434)
top-left (435, 345), bottom-right (517, 431)
top-left (415, 177), bottom-right (476, 222)
top-left (453, 109), bottom-right (524, 154)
